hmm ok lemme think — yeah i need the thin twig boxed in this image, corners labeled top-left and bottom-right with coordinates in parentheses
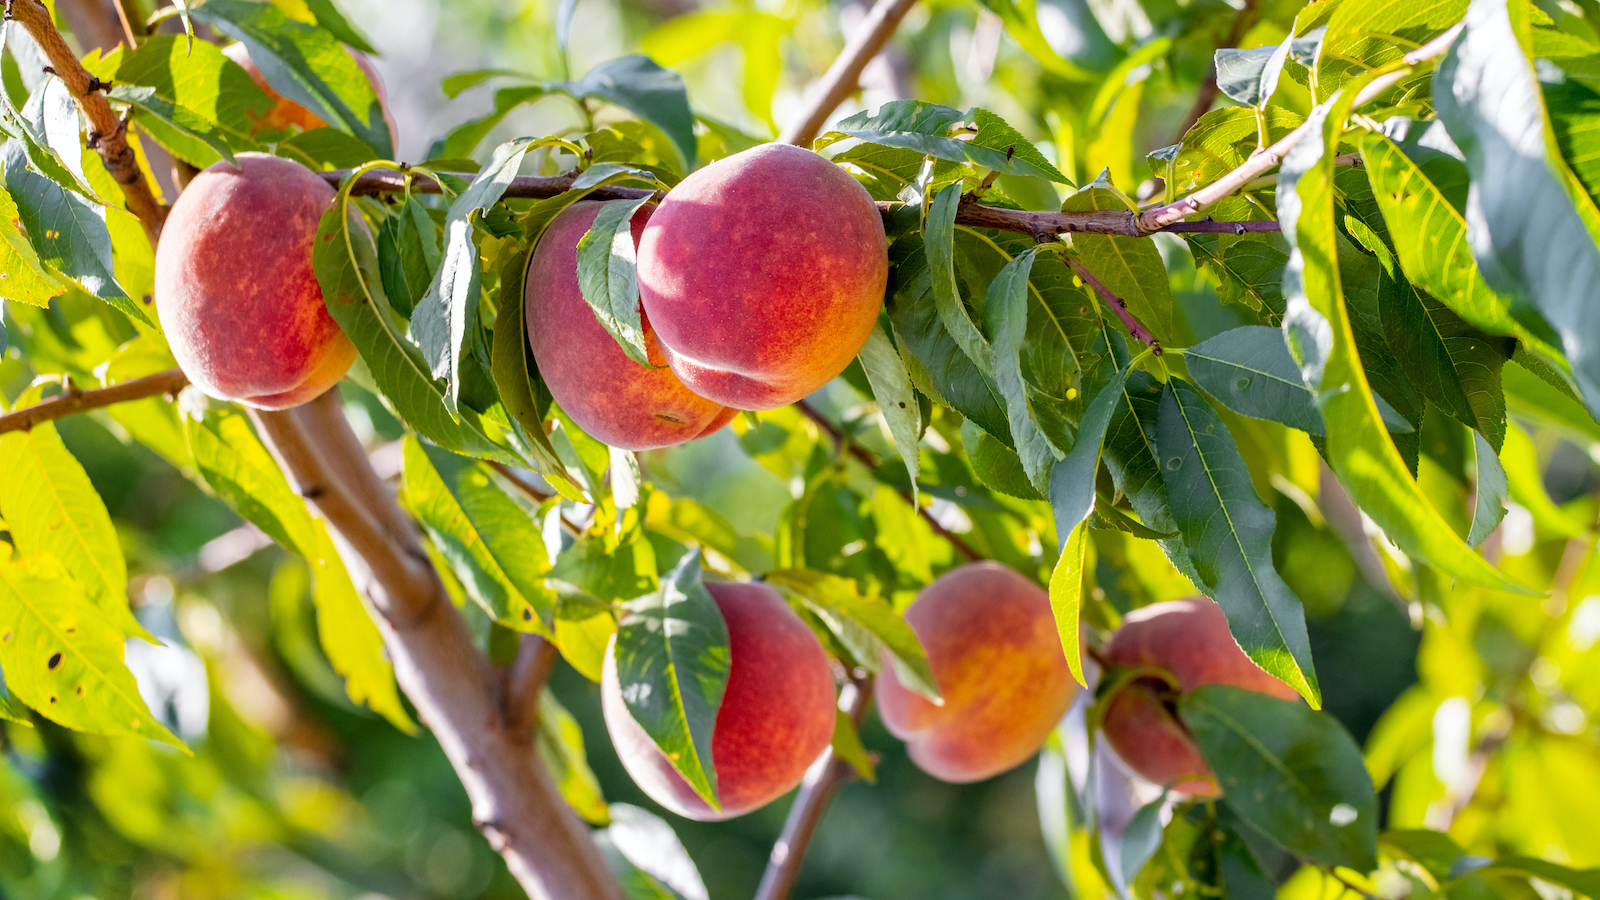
top-left (488, 462), bottom-right (585, 537)
top-left (9, 0), bottom-right (167, 244)
top-left (1169, 0), bottom-right (1261, 147)
top-left (778, 0), bottom-right (921, 147)
top-left (111, 0), bottom-right (145, 46)
top-left (503, 634), bottom-right (561, 742)
top-left (0, 368), bottom-right (189, 436)
top-left (753, 672), bottom-right (875, 900)
top-left (1065, 256), bottom-right (1162, 354)
top-left (795, 400), bottom-right (980, 562)
top-left (1137, 22), bottom-right (1464, 234)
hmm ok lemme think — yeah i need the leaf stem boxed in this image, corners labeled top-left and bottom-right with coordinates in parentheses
top-left (753, 671), bottom-right (875, 900)
top-left (1063, 255), bottom-right (1163, 355)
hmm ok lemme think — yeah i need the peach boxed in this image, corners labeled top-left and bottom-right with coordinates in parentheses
top-left (525, 201), bottom-right (735, 451)
top-left (1100, 598), bottom-right (1299, 797)
top-left (877, 562), bottom-right (1079, 783)
top-left (224, 43), bottom-right (397, 147)
top-left (636, 143), bottom-right (888, 409)
top-left (601, 582), bottom-right (836, 820)
top-left (155, 153), bottom-right (356, 410)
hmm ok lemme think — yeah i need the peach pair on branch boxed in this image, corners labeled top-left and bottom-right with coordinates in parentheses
top-left (526, 142), bottom-right (888, 449)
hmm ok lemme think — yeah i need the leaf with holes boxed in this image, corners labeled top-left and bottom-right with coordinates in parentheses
top-left (614, 549), bottom-right (730, 808)
top-left (0, 550), bottom-right (183, 749)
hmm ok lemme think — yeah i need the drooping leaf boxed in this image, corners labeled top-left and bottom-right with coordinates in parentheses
top-left (819, 100), bottom-right (1071, 183)
top-left (613, 549), bottom-right (730, 809)
top-left (1101, 367), bottom-right (1204, 590)
top-left (413, 137), bottom-right (536, 414)
top-left (307, 519), bottom-right (415, 733)
top-left (567, 56), bottom-right (697, 169)
top-left (0, 550), bottom-right (183, 749)
top-left (830, 709), bottom-right (876, 783)
top-left (1185, 326), bottom-right (1326, 435)
top-left (192, 0), bottom-right (392, 157)
top-left (1047, 522), bottom-right (1089, 686)
top-left (927, 183), bottom-right (993, 376)
top-left (856, 325), bottom-right (922, 501)
top-left (302, 0), bottom-right (379, 55)
top-left (1155, 378), bottom-right (1320, 706)
top-left (987, 247), bottom-right (1061, 492)
top-left (0, 183), bottom-right (64, 308)
top-left (1181, 685), bottom-right (1378, 871)
top-left (376, 194), bottom-right (440, 318)
top-left (575, 196), bottom-right (655, 365)
top-left (1049, 365), bottom-right (1128, 548)
top-left (1467, 430), bottom-right (1508, 548)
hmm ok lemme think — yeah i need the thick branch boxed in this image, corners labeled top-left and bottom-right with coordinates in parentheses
top-left (9, 0), bottom-right (167, 244)
top-left (778, 0), bottom-right (920, 147)
top-left (1137, 22), bottom-right (1464, 234)
top-left (1065, 255), bottom-right (1161, 353)
top-left (0, 368), bottom-right (188, 435)
top-left (795, 400), bottom-right (979, 562)
top-left (754, 673), bottom-right (875, 900)
top-left (253, 390), bottom-right (624, 900)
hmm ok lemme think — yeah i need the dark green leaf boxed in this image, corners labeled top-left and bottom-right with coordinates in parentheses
top-left (1181, 685), bottom-right (1377, 871)
top-left (1101, 367), bottom-right (1205, 589)
top-left (1185, 326), bottom-right (1326, 435)
top-left (927, 183), bottom-right (993, 375)
top-left (821, 100), bottom-right (1071, 183)
top-left (377, 194), bottom-right (440, 318)
top-left (576, 197), bottom-right (654, 365)
top-left (1060, 184), bottom-right (1175, 345)
top-left (856, 326), bottom-right (922, 499)
top-left (1049, 366), bottom-right (1127, 547)
top-left (987, 247), bottom-right (1060, 492)
top-left (569, 56), bottom-right (696, 169)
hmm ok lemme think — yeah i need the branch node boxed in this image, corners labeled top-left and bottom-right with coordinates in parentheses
top-left (86, 76), bottom-right (113, 93)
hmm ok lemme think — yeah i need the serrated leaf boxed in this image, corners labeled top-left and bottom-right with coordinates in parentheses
top-left (315, 170), bottom-right (520, 462)
top-left (1060, 185), bottom-right (1175, 346)
top-left (307, 519), bottom-right (415, 733)
top-left (576, 196), bottom-right (654, 365)
top-left (614, 549), bottom-right (729, 809)
top-left (400, 436), bottom-right (550, 630)
top-left (0, 183), bottom-right (64, 308)
top-left (536, 687), bottom-right (610, 823)
top-left (765, 568), bottom-right (939, 703)
top-left (1156, 378), bottom-right (1320, 706)
top-left (0, 551), bottom-right (183, 749)
top-left (192, 0), bottom-right (392, 157)
top-left (1280, 94), bottom-right (1531, 594)
top-left (1435, 0), bottom-right (1600, 422)
top-left (0, 420), bottom-right (146, 641)
top-left (927, 183), bottom-right (993, 375)
top-left (987, 247), bottom-right (1062, 492)
top-left (1180, 685), bottom-right (1378, 871)
top-left (414, 137), bottom-right (537, 414)
top-left (1186, 326), bottom-right (1326, 435)
top-left (856, 326), bottom-right (922, 503)
top-left (821, 100), bottom-right (1071, 183)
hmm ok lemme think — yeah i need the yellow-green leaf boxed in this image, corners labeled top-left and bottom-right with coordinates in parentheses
top-left (0, 184), bottom-right (65, 308)
top-left (1049, 521), bottom-right (1089, 687)
top-left (536, 688), bottom-right (610, 824)
top-left (308, 520), bottom-right (415, 734)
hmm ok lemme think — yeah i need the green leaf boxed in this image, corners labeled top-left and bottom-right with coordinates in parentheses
top-left (1185, 326), bottom-right (1326, 435)
top-left (414, 138), bottom-right (537, 414)
top-left (315, 169), bottom-right (520, 462)
top-left (613, 549), bottom-right (730, 809)
top-left (301, 0), bottom-right (378, 55)
top-left (856, 326), bottom-right (922, 502)
top-left (1047, 522), bottom-right (1089, 686)
top-left (1314, 0), bottom-right (1465, 100)
top-left (0, 183), bottom-right (65, 308)
top-left (1280, 98), bottom-right (1529, 594)
top-left (1473, 858), bottom-right (1600, 898)
top-left (1157, 379), bottom-right (1320, 705)
top-left (1379, 829), bottom-right (1478, 885)
top-left (1359, 131), bottom-right (1562, 366)
top-left (0, 550), bottom-right (183, 749)
top-left (192, 0), bottom-right (392, 157)
top-left (927, 183), bottom-right (993, 376)
top-left (1102, 366), bottom-right (1205, 591)
top-left (1, 143), bottom-right (152, 329)
top-left (1467, 430), bottom-right (1507, 548)
top-left (576, 197), bottom-right (655, 366)
top-left (820, 100), bottom-right (1071, 183)
top-left (1118, 794), bottom-right (1168, 885)
top-left (0, 421), bottom-right (146, 641)
top-left (376, 194), bottom-right (440, 318)
top-left (400, 436), bottom-right (551, 630)
top-left (1215, 41), bottom-right (1291, 108)
top-left (1060, 184), bottom-right (1175, 346)
top-left (185, 407), bottom-right (318, 557)
top-left (1180, 684), bottom-right (1377, 871)
top-left (961, 418), bottom-right (1041, 500)
top-left (0, 24), bottom-right (98, 198)
top-left (830, 709), bottom-right (876, 783)
top-left (1049, 365), bottom-right (1128, 547)
top-left (307, 520), bottom-right (415, 733)
top-left (987, 247), bottom-right (1061, 492)
top-left (1435, 0), bottom-right (1600, 420)
top-left (26, 76), bottom-right (85, 188)
top-left (765, 568), bottom-right (939, 703)
top-left (568, 56), bottom-right (697, 170)
top-left (536, 687), bottom-right (610, 824)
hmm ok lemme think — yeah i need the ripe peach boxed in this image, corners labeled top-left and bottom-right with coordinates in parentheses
top-left (877, 562), bottom-right (1079, 783)
top-left (526, 201), bottom-right (735, 450)
top-left (636, 143), bottom-right (888, 409)
top-left (601, 582), bottom-right (836, 820)
top-left (224, 43), bottom-right (397, 146)
top-left (1100, 598), bottom-right (1299, 797)
top-left (155, 153), bottom-right (355, 410)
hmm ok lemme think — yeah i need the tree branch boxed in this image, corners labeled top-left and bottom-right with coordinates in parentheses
top-left (488, 461), bottom-right (586, 537)
top-left (753, 672), bottom-right (875, 900)
top-left (795, 400), bottom-right (980, 562)
top-left (0, 368), bottom-right (189, 436)
top-left (252, 390), bottom-right (624, 900)
top-left (503, 633), bottom-right (560, 742)
top-left (1137, 22), bottom-right (1464, 234)
top-left (778, 0), bottom-right (921, 147)
top-left (9, 0), bottom-right (167, 244)
top-left (1064, 255), bottom-right (1162, 353)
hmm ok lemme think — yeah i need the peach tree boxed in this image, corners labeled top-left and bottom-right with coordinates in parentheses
top-left (0, 0), bottom-right (1596, 896)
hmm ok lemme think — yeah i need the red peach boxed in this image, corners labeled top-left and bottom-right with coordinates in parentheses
top-left (636, 143), bottom-right (888, 409)
top-left (601, 582), bottom-right (836, 820)
top-left (155, 153), bottom-right (355, 410)
top-left (877, 562), bottom-right (1080, 783)
top-left (525, 201), bottom-right (735, 451)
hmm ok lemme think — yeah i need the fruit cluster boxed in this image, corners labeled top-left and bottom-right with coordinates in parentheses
top-left (151, 53), bottom-right (1290, 822)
